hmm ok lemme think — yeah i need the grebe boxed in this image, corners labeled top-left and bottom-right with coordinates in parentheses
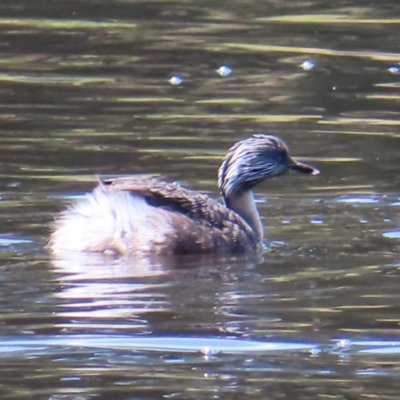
top-left (49, 134), bottom-right (319, 256)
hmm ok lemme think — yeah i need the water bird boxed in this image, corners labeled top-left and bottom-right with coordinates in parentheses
top-left (49, 134), bottom-right (319, 256)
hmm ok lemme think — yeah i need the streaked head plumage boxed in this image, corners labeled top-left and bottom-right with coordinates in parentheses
top-left (218, 134), bottom-right (318, 201)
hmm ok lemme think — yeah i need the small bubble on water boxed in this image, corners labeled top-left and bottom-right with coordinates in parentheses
top-left (310, 217), bottom-right (324, 224)
top-left (337, 339), bottom-right (351, 350)
top-left (7, 181), bottom-right (21, 188)
top-left (300, 60), bottom-right (315, 70)
top-left (384, 218), bottom-right (391, 222)
top-left (359, 218), bottom-right (369, 224)
top-left (169, 76), bottom-right (183, 85)
top-left (282, 219), bottom-right (291, 224)
top-left (216, 66), bottom-right (232, 77)
top-left (309, 347), bottom-right (321, 357)
top-left (201, 346), bottom-right (219, 356)
top-left (388, 66), bottom-right (399, 73)
top-left (60, 376), bottom-right (81, 382)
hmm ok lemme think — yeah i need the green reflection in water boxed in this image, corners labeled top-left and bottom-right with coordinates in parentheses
top-left (2, 18), bottom-right (136, 30)
top-left (225, 43), bottom-right (400, 62)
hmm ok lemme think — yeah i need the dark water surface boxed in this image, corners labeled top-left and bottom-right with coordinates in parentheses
top-left (1, 0), bottom-right (400, 399)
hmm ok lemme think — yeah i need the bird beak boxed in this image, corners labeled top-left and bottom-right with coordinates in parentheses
top-left (289, 158), bottom-right (319, 175)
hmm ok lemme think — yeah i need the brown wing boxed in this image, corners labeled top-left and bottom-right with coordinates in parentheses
top-left (100, 176), bottom-right (258, 251)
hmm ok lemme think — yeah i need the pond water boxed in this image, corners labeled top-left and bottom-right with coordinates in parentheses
top-left (1, 0), bottom-right (400, 398)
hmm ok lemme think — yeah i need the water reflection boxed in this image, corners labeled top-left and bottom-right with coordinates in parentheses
top-left (51, 252), bottom-right (264, 335)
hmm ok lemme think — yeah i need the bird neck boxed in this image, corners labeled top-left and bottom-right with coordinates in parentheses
top-left (225, 190), bottom-right (263, 243)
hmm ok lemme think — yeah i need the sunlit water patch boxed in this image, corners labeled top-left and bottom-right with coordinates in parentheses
top-left (0, 336), bottom-right (316, 356)
top-left (383, 231), bottom-right (400, 239)
top-left (0, 237), bottom-right (32, 246)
